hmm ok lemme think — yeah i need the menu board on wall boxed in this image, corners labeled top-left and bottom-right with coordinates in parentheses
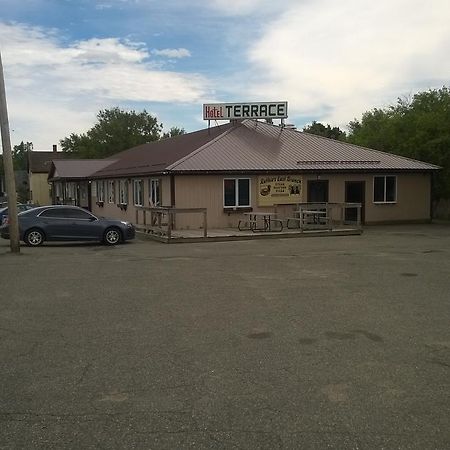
top-left (258, 175), bottom-right (302, 206)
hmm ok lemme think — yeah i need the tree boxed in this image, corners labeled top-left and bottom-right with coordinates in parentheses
top-left (12, 141), bottom-right (33, 170)
top-left (162, 126), bottom-right (185, 139)
top-left (60, 108), bottom-right (163, 159)
top-left (303, 121), bottom-right (347, 141)
top-left (347, 86), bottom-right (450, 199)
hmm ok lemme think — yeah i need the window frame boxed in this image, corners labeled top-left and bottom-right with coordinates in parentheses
top-left (133, 179), bottom-right (143, 206)
top-left (97, 181), bottom-right (105, 202)
top-left (118, 179), bottom-right (128, 205)
top-left (149, 178), bottom-right (161, 207)
top-left (108, 180), bottom-right (116, 204)
top-left (373, 175), bottom-right (397, 204)
top-left (65, 182), bottom-right (77, 200)
top-left (223, 177), bottom-right (251, 208)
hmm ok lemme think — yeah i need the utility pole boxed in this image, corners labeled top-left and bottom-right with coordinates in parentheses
top-left (0, 50), bottom-right (20, 253)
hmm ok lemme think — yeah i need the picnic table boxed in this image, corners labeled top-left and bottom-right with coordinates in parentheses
top-left (238, 212), bottom-right (283, 232)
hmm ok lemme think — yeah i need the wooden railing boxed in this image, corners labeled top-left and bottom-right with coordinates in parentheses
top-left (277, 202), bottom-right (363, 231)
top-left (135, 206), bottom-right (208, 239)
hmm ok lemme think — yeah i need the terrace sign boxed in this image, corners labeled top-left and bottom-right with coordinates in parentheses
top-left (203, 101), bottom-right (288, 121)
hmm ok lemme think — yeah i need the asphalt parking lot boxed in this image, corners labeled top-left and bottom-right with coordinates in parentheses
top-left (1, 224), bottom-right (449, 449)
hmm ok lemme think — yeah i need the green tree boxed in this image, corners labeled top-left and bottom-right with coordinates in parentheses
top-left (13, 141), bottom-right (33, 170)
top-left (60, 108), bottom-right (163, 158)
top-left (162, 126), bottom-right (186, 139)
top-left (348, 86), bottom-right (450, 199)
top-left (303, 121), bottom-right (347, 141)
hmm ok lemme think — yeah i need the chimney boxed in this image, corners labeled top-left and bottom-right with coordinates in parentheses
top-left (52, 144), bottom-right (57, 153)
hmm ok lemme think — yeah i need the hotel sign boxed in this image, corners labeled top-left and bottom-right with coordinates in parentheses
top-left (203, 102), bottom-right (288, 120)
top-left (258, 175), bottom-right (302, 207)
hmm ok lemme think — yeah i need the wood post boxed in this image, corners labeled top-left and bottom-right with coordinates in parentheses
top-left (0, 51), bottom-right (20, 253)
top-left (167, 211), bottom-right (172, 239)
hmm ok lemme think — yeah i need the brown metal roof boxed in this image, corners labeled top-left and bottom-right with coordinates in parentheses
top-left (28, 151), bottom-right (67, 173)
top-left (92, 122), bottom-right (235, 178)
top-left (48, 159), bottom-right (116, 181)
top-left (166, 120), bottom-right (439, 172)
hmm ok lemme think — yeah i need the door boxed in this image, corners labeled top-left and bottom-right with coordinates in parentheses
top-left (307, 180), bottom-right (329, 203)
top-left (64, 208), bottom-right (103, 239)
top-left (38, 207), bottom-right (74, 238)
top-left (345, 181), bottom-right (365, 223)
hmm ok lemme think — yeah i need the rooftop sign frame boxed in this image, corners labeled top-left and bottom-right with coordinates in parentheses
top-left (203, 101), bottom-right (288, 121)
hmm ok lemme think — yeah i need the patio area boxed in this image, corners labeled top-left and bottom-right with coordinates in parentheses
top-left (136, 225), bottom-right (362, 243)
top-left (135, 203), bottom-right (363, 243)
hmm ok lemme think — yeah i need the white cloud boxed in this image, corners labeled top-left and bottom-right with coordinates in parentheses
top-left (152, 48), bottom-right (191, 58)
top-left (205, 0), bottom-right (296, 16)
top-left (95, 3), bottom-right (113, 10)
top-left (245, 0), bottom-right (450, 127)
top-left (0, 22), bottom-right (209, 148)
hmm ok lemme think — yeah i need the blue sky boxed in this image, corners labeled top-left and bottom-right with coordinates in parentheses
top-left (0, 0), bottom-right (449, 149)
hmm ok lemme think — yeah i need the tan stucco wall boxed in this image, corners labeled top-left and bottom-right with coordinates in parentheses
top-left (174, 172), bottom-right (431, 229)
top-left (302, 172), bottom-right (431, 223)
top-left (30, 173), bottom-right (51, 206)
top-left (90, 176), bottom-right (172, 223)
top-left (89, 172), bottom-right (431, 229)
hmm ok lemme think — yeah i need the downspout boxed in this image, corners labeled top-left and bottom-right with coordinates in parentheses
top-left (88, 181), bottom-right (92, 211)
top-left (170, 174), bottom-right (176, 230)
top-left (170, 174), bottom-right (175, 207)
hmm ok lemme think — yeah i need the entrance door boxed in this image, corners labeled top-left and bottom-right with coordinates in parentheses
top-left (345, 181), bottom-right (365, 223)
top-left (307, 180), bottom-right (329, 203)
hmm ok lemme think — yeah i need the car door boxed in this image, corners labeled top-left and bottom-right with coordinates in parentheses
top-left (64, 208), bottom-right (103, 240)
top-left (37, 208), bottom-right (75, 239)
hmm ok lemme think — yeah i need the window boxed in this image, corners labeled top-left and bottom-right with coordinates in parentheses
top-left (65, 208), bottom-right (94, 220)
top-left (65, 182), bottom-right (77, 200)
top-left (133, 179), bottom-right (143, 206)
top-left (108, 180), bottom-right (115, 203)
top-left (39, 208), bottom-right (68, 218)
top-left (149, 178), bottom-right (161, 207)
top-left (97, 181), bottom-right (105, 202)
top-left (55, 182), bottom-right (62, 198)
top-left (223, 178), bottom-right (250, 208)
top-left (373, 176), bottom-right (397, 203)
top-left (39, 207), bottom-right (93, 219)
top-left (119, 179), bottom-right (128, 204)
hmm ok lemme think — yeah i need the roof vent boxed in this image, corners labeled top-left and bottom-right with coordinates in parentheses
top-left (283, 124), bottom-right (297, 130)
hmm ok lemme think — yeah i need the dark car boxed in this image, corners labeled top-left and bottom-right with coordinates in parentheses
top-left (0, 205), bottom-right (135, 246)
top-left (0, 204), bottom-right (37, 225)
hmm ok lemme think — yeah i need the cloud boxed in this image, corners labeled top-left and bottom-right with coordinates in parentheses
top-left (95, 3), bottom-right (113, 10)
top-left (205, 0), bottom-right (296, 16)
top-left (245, 0), bottom-right (450, 127)
top-left (152, 48), bottom-right (191, 58)
top-left (0, 22), bottom-right (209, 148)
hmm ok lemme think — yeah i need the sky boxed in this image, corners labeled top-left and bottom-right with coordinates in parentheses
top-left (0, 0), bottom-right (449, 150)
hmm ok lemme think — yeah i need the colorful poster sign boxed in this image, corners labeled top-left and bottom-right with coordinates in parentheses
top-left (258, 175), bottom-right (302, 206)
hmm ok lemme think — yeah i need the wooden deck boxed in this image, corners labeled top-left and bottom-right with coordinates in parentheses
top-left (136, 225), bottom-right (362, 244)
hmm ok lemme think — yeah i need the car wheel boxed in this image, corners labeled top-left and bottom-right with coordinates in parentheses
top-left (24, 228), bottom-right (45, 246)
top-left (103, 227), bottom-right (122, 245)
